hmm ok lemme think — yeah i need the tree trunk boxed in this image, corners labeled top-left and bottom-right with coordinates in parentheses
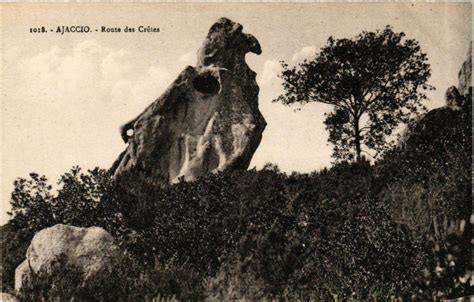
top-left (354, 118), bottom-right (362, 162)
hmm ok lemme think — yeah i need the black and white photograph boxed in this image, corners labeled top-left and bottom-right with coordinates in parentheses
top-left (0, 2), bottom-right (472, 301)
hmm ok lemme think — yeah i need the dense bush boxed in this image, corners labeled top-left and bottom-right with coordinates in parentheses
top-left (374, 101), bottom-right (472, 299)
top-left (206, 179), bottom-right (426, 299)
top-left (376, 105), bottom-right (471, 236)
top-left (0, 162), bottom-right (441, 299)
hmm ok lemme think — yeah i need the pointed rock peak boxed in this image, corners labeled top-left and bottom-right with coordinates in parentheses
top-left (445, 42), bottom-right (472, 109)
top-left (458, 41), bottom-right (472, 96)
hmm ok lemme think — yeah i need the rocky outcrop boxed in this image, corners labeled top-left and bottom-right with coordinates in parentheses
top-left (446, 42), bottom-right (472, 110)
top-left (396, 43), bottom-right (472, 150)
top-left (377, 43), bottom-right (472, 192)
top-left (111, 17), bottom-right (266, 185)
top-left (445, 85), bottom-right (464, 109)
top-left (15, 224), bottom-right (119, 292)
top-left (458, 42), bottom-right (472, 96)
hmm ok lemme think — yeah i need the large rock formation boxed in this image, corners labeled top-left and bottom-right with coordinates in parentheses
top-left (15, 224), bottom-right (119, 292)
top-left (111, 18), bottom-right (266, 185)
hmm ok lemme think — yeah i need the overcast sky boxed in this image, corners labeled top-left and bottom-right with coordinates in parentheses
top-left (1, 3), bottom-right (471, 224)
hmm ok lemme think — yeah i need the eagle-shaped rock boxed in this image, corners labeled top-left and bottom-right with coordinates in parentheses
top-left (111, 18), bottom-right (266, 185)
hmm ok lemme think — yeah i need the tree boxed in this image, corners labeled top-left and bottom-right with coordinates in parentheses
top-left (275, 26), bottom-right (433, 161)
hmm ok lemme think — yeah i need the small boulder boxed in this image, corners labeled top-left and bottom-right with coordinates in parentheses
top-left (0, 292), bottom-right (19, 302)
top-left (14, 224), bottom-right (119, 292)
top-left (445, 85), bottom-right (464, 109)
top-left (14, 261), bottom-right (29, 293)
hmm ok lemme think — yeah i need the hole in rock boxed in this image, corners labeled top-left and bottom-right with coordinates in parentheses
top-left (126, 129), bottom-right (134, 137)
top-left (193, 73), bottom-right (220, 95)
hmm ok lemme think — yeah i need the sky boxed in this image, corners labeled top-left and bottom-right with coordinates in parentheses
top-left (1, 3), bottom-right (472, 224)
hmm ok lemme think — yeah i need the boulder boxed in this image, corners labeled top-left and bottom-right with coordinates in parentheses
top-left (445, 85), bottom-right (463, 110)
top-left (13, 261), bottom-right (29, 293)
top-left (0, 293), bottom-right (19, 302)
top-left (111, 17), bottom-right (266, 185)
top-left (15, 224), bottom-right (119, 292)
